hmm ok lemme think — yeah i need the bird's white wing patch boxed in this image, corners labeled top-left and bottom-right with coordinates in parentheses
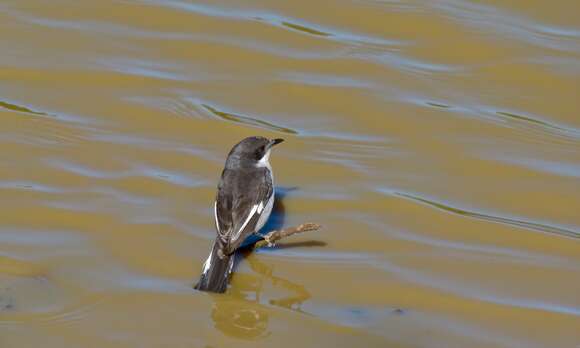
top-left (232, 203), bottom-right (259, 241)
top-left (257, 201), bottom-right (264, 214)
top-left (255, 194), bottom-right (274, 232)
top-left (214, 201), bottom-right (220, 232)
top-left (202, 246), bottom-right (213, 274)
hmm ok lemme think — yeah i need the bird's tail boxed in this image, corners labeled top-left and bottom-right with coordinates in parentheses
top-left (194, 241), bottom-right (234, 293)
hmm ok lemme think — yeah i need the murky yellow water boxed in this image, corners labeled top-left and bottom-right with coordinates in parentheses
top-left (1, 1), bottom-right (579, 347)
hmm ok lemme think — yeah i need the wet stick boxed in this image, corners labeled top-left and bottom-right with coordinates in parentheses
top-left (254, 223), bottom-right (322, 248)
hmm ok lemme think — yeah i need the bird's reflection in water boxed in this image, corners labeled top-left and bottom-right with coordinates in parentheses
top-left (210, 254), bottom-right (311, 340)
top-left (210, 279), bottom-right (269, 340)
top-left (210, 187), bottom-right (312, 340)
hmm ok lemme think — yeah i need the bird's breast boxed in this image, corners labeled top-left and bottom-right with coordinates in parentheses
top-left (255, 192), bottom-right (275, 232)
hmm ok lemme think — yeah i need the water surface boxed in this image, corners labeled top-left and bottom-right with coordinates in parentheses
top-left (1, 1), bottom-right (579, 347)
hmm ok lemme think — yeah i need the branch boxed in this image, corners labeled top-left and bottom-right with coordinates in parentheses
top-left (254, 223), bottom-right (321, 249)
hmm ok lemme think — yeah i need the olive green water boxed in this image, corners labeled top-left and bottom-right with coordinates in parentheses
top-left (1, 1), bottom-right (579, 347)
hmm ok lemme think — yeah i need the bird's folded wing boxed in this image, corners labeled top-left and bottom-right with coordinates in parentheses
top-left (230, 199), bottom-right (267, 242)
top-left (214, 168), bottom-right (273, 252)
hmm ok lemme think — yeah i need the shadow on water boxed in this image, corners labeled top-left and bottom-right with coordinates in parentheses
top-left (209, 186), bottom-right (322, 340)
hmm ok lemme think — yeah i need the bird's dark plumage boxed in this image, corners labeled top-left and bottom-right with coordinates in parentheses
top-left (195, 136), bottom-right (283, 293)
top-left (215, 166), bottom-right (273, 254)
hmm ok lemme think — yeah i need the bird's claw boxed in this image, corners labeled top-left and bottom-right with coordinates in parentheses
top-left (264, 235), bottom-right (276, 247)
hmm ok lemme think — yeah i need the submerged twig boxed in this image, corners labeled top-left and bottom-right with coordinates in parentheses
top-left (254, 223), bottom-right (321, 249)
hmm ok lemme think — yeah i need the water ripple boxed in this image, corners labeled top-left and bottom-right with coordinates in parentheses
top-left (387, 190), bottom-right (580, 239)
top-left (142, 0), bottom-right (404, 48)
top-left (376, 258), bottom-right (580, 317)
top-left (0, 100), bottom-right (48, 117)
top-left (432, 0), bottom-right (580, 52)
top-left (201, 103), bottom-right (298, 135)
top-left (257, 249), bottom-right (580, 316)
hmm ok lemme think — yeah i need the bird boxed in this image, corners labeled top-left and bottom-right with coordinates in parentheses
top-left (195, 136), bottom-right (284, 293)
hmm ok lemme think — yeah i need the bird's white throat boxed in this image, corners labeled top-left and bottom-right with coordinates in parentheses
top-left (256, 149), bottom-right (272, 170)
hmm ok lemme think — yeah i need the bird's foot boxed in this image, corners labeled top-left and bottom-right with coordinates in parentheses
top-left (264, 234), bottom-right (276, 247)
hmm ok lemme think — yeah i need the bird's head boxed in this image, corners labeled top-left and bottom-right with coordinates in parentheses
top-left (226, 136), bottom-right (284, 169)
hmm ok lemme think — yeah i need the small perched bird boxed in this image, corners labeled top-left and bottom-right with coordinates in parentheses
top-left (195, 136), bottom-right (284, 293)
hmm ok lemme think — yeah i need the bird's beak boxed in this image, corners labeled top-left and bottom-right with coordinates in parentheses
top-left (269, 138), bottom-right (284, 147)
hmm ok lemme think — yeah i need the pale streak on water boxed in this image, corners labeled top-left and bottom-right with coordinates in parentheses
top-left (0, 1), bottom-right (579, 347)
